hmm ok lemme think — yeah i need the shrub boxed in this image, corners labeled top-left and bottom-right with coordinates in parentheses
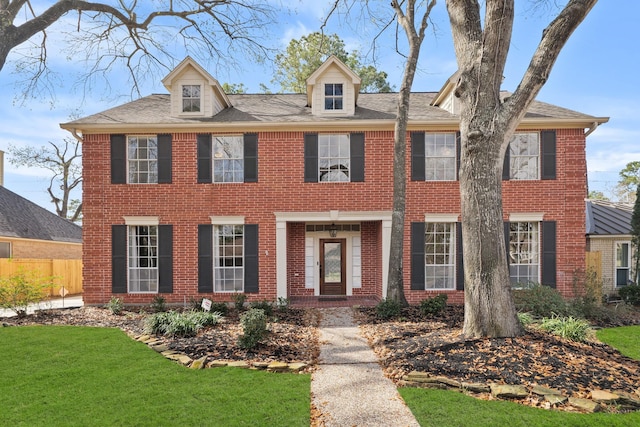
top-left (512, 283), bottom-right (569, 317)
top-left (419, 294), bottom-right (448, 316)
top-left (144, 310), bottom-right (222, 337)
top-left (238, 308), bottom-right (268, 349)
top-left (232, 293), bottom-right (247, 311)
top-left (209, 301), bottom-right (229, 316)
top-left (249, 300), bottom-right (273, 316)
top-left (517, 312), bottom-right (534, 327)
top-left (539, 315), bottom-right (591, 342)
top-left (106, 296), bottom-right (124, 315)
top-left (0, 267), bottom-right (52, 317)
top-left (276, 297), bottom-right (290, 312)
top-left (619, 284), bottom-right (640, 306)
top-left (151, 295), bottom-right (166, 313)
top-left (375, 299), bottom-right (402, 320)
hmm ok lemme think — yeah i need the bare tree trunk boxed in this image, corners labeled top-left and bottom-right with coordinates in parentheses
top-left (446, 0), bottom-right (597, 338)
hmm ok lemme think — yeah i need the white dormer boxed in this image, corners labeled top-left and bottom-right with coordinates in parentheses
top-left (162, 56), bottom-right (231, 118)
top-left (306, 55), bottom-right (361, 117)
top-left (431, 71), bottom-right (461, 115)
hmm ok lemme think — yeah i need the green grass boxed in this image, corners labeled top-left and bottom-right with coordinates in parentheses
top-left (400, 388), bottom-right (640, 427)
top-left (0, 326), bottom-right (310, 426)
top-left (596, 325), bottom-right (640, 360)
top-left (402, 325), bottom-right (640, 426)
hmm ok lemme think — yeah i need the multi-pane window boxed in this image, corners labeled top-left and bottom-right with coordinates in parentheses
top-left (128, 225), bottom-right (158, 292)
top-left (213, 136), bottom-right (244, 182)
top-left (128, 136), bottom-right (158, 183)
top-left (0, 241), bottom-right (11, 258)
top-left (182, 84), bottom-right (201, 112)
top-left (319, 134), bottom-right (350, 182)
top-left (424, 223), bottom-right (456, 289)
top-left (324, 83), bottom-right (343, 110)
top-left (509, 133), bottom-right (539, 180)
top-left (214, 225), bottom-right (244, 292)
top-left (425, 133), bottom-right (456, 181)
top-left (509, 222), bottom-right (539, 285)
top-left (616, 241), bottom-right (631, 287)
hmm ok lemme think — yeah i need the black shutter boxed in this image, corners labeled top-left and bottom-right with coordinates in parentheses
top-left (411, 132), bottom-right (425, 181)
top-left (350, 133), bottom-right (365, 182)
top-left (111, 134), bottom-right (127, 184)
top-left (112, 225), bottom-right (127, 293)
top-left (504, 221), bottom-right (511, 264)
top-left (197, 134), bottom-right (212, 183)
top-left (244, 224), bottom-right (259, 293)
top-left (410, 222), bottom-right (426, 290)
top-left (198, 225), bottom-right (213, 293)
top-left (541, 130), bottom-right (557, 180)
top-left (502, 145), bottom-right (511, 180)
top-left (456, 223), bottom-right (464, 290)
top-left (158, 225), bottom-right (173, 293)
top-left (455, 132), bottom-right (461, 181)
top-left (157, 134), bottom-right (172, 184)
top-left (244, 133), bottom-right (258, 183)
top-left (304, 133), bottom-right (318, 182)
top-left (541, 221), bottom-right (557, 288)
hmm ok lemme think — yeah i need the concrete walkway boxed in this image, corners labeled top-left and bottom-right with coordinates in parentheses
top-left (311, 307), bottom-right (419, 427)
top-left (0, 295), bottom-right (83, 318)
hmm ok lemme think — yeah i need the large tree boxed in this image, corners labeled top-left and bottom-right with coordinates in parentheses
top-left (616, 161), bottom-right (640, 203)
top-left (0, 1), bottom-right (275, 101)
top-left (631, 185), bottom-right (640, 285)
top-left (386, 0), bottom-right (437, 305)
top-left (272, 32), bottom-right (393, 94)
top-left (447, 0), bottom-right (597, 337)
top-left (9, 137), bottom-right (82, 222)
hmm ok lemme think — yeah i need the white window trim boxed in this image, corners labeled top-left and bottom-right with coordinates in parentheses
top-left (127, 224), bottom-right (159, 294)
top-left (318, 133), bottom-right (351, 183)
top-left (509, 213), bottom-right (544, 222)
top-left (179, 83), bottom-right (203, 116)
top-left (212, 135), bottom-right (244, 183)
top-left (124, 216), bottom-right (159, 226)
top-left (424, 222), bottom-right (456, 291)
top-left (213, 223), bottom-right (245, 293)
top-left (126, 135), bottom-right (158, 184)
top-left (424, 132), bottom-right (457, 181)
top-left (210, 216), bottom-right (244, 225)
top-left (324, 83), bottom-right (344, 111)
top-left (424, 214), bottom-right (459, 223)
top-left (614, 240), bottom-right (632, 288)
top-left (509, 132), bottom-right (540, 181)
top-left (508, 221), bottom-right (541, 286)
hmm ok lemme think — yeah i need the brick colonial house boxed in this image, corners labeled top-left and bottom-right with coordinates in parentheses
top-left (61, 56), bottom-right (607, 306)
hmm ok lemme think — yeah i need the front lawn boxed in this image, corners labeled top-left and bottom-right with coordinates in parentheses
top-left (596, 325), bottom-right (640, 360)
top-left (0, 326), bottom-right (310, 426)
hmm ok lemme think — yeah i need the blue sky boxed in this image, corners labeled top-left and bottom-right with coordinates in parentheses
top-left (0, 1), bottom-right (637, 213)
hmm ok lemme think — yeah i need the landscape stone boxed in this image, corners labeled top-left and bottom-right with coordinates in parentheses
top-left (267, 361), bottom-right (289, 371)
top-left (190, 357), bottom-right (207, 369)
top-left (228, 361), bottom-right (250, 369)
top-left (531, 385), bottom-right (562, 396)
top-left (208, 361), bottom-right (229, 368)
top-left (461, 382), bottom-right (491, 393)
top-left (617, 392), bottom-right (640, 408)
top-left (176, 354), bottom-right (193, 365)
top-left (591, 389), bottom-right (620, 403)
top-left (490, 384), bottom-right (528, 399)
top-left (252, 362), bottom-right (270, 370)
top-left (288, 362), bottom-right (307, 372)
top-left (568, 397), bottom-right (601, 413)
top-left (545, 394), bottom-right (568, 405)
top-left (150, 344), bottom-right (169, 353)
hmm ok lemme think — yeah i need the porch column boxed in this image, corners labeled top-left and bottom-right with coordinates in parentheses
top-left (382, 219), bottom-right (392, 298)
top-left (276, 220), bottom-right (287, 299)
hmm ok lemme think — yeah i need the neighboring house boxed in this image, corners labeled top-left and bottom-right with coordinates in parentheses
top-left (61, 56), bottom-right (608, 306)
top-left (0, 186), bottom-right (82, 259)
top-left (586, 199), bottom-right (635, 297)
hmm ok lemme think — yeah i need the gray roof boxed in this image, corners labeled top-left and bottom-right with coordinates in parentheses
top-left (64, 92), bottom-right (602, 128)
top-left (0, 186), bottom-right (82, 243)
top-left (586, 199), bottom-right (633, 236)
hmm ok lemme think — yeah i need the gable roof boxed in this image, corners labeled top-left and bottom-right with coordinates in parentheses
top-left (586, 199), bottom-right (633, 236)
top-left (306, 55), bottom-right (362, 106)
top-left (61, 91), bottom-right (607, 133)
top-left (161, 56), bottom-right (231, 110)
top-left (0, 186), bottom-right (82, 243)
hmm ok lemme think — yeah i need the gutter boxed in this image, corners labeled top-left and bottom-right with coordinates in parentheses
top-left (69, 128), bottom-right (84, 143)
top-left (584, 121), bottom-right (600, 137)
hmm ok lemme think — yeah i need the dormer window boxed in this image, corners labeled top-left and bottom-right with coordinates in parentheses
top-left (182, 84), bottom-right (201, 112)
top-left (324, 83), bottom-right (343, 110)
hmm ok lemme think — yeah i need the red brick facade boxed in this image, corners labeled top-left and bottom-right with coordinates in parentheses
top-left (80, 128), bottom-right (587, 305)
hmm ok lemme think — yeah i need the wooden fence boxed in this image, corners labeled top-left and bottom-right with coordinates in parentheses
top-left (0, 259), bottom-right (83, 296)
top-left (586, 251), bottom-right (602, 282)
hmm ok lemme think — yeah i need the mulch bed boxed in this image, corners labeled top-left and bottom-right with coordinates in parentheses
top-left (357, 305), bottom-right (640, 403)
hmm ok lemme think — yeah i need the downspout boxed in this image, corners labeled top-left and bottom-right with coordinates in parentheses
top-left (69, 128), bottom-right (84, 144)
top-left (585, 121), bottom-right (599, 137)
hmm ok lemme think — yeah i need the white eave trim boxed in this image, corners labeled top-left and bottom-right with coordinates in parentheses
top-left (124, 216), bottom-right (159, 225)
top-left (509, 212), bottom-right (545, 222)
top-left (275, 211), bottom-right (392, 222)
